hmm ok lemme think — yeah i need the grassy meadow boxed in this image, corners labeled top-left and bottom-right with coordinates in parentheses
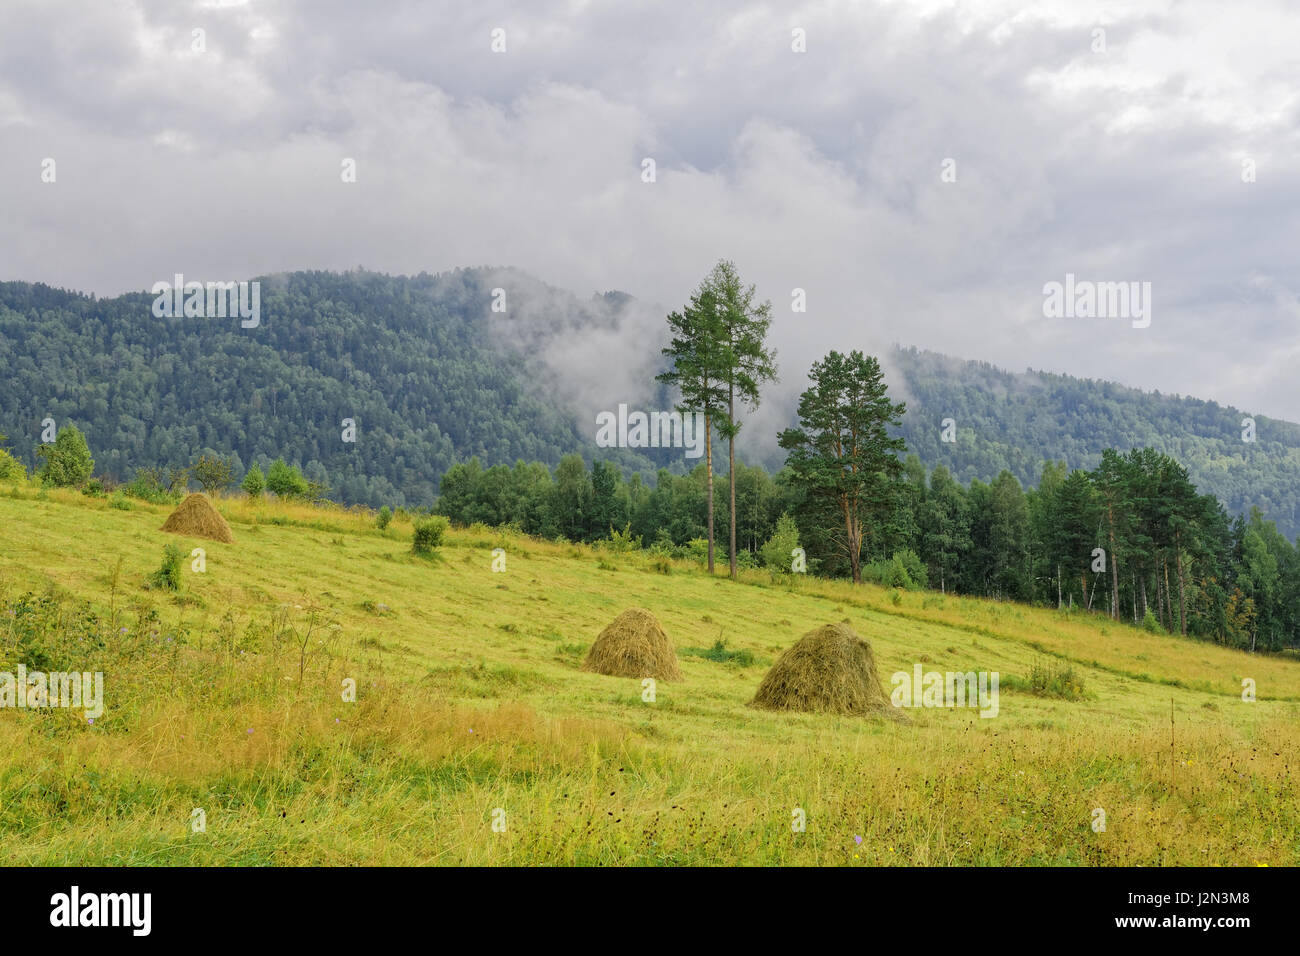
top-left (1, 481), bottom-right (1297, 866)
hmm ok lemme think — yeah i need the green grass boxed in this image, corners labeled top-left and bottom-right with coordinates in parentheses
top-left (682, 639), bottom-right (759, 668)
top-left (0, 481), bottom-right (1297, 865)
top-left (1002, 659), bottom-right (1091, 701)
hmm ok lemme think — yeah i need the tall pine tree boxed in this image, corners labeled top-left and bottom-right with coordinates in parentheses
top-left (703, 260), bottom-right (778, 578)
top-left (778, 351), bottom-right (906, 584)
top-left (657, 280), bottom-right (728, 573)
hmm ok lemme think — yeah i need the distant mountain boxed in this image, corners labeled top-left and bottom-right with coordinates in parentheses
top-left (889, 347), bottom-right (1300, 539)
top-left (0, 269), bottom-right (671, 508)
top-left (2, 270), bottom-right (1297, 538)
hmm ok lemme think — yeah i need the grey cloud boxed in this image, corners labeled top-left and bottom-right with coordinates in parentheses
top-left (0, 0), bottom-right (1296, 428)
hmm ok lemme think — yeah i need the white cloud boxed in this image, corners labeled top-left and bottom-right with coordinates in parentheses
top-left (0, 0), bottom-right (1296, 426)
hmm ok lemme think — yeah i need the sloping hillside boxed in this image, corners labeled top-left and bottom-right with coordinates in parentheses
top-left (1, 483), bottom-right (1296, 865)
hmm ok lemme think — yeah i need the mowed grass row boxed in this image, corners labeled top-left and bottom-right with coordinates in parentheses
top-left (0, 483), bottom-right (1297, 864)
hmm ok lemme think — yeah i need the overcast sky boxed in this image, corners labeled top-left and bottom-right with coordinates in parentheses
top-left (2, 0), bottom-right (1297, 424)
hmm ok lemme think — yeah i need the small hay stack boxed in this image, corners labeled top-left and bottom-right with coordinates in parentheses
top-left (582, 607), bottom-right (682, 681)
top-left (750, 620), bottom-right (892, 716)
top-left (161, 493), bottom-right (235, 544)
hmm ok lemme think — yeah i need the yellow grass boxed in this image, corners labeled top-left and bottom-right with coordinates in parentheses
top-left (0, 481), bottom-right (1296, 865)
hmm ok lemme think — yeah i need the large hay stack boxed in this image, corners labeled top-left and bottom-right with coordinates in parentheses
top-left (582, 607), bottom-right (682, 681)
top-left (161, 493), bottom-right (235, 544)
top-left (750, 620), bottom-right (891, 716)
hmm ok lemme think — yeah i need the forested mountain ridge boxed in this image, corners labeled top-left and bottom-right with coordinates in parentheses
top-left (2, 269), bottom-right (1298, 539)
top-left (0, 269), bottom-right (667, 507)
top-left (892, 347), bottom-right (1300, 539)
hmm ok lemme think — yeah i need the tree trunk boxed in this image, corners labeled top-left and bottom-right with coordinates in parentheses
top-left (1174, 537), bottom-right (1187, 636)
top-left (704, 413), bottom-right (714, 573)
top-left (1171, 562), bottom-right (1177, 627)
top-left (1155, 567), bottom-right (1165, 630)
top-left (1107, 513), bottom-right (1120, 620)
top-left (844, 500), bottom-right (862, 584)
top-left (728, 386), bottom-right (737, 579)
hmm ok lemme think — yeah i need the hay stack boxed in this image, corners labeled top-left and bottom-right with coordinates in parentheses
top-left (750, 620), bottom-right (891, 716)
top-left (161, 493), bottom-right (235, 543)
top-left (582, 607), bottom-right (682, 681)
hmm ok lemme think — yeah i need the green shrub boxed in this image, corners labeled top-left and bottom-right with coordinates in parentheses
top-left (266, 459), bottom-right (309, 498)
top-left (304, 478), bottom-right (331, 503)
top-left (864, 550), bottom-right (928, 591)
top-left (37, 423), bottom-right (94, 487)
top-left (894, 549), bottom-right (928, 589)
top-left (1141, 609), bottom-right (1166, 634)
top-left (148, 544), bottom-right (185, 591)
top-left (683, 538), bottom-right (709, 564)
top-left (122, 469), bottom-right (173, 504)
top-left (0, 440), bottom-right (25, 480)
top-left (377, 506), bottom-right (393, 530)
top-left (682, 639), bottom-right (757, 667)
top-left (760, 512), bottom-right (801, 571)
top-left (412, 515), bottom-right (449, 554)
top-left (1003, 659), bottom-right (1088, 700)
top-left (241, 463), bottom-right (266, 498)
top-left (606, 522), bottom-right (642, 553)
top-left (81, 478), bottom-right (106, 498)
top-left (863, 557), bottom-right (905, 589)
top-left (647, 528), bottom-right (676, 557)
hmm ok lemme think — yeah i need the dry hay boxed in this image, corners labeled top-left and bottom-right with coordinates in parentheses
top-left (582, 607), bottom-right (682, 681)
top-left (161, 493), bottom-right (235, 544)
top-left (750, 620), bottom-right (895, 717)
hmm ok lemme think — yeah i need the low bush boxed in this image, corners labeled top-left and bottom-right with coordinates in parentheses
top-left (412, 515), bottom-right (449, 554)
top-left (148, 544), bottom-right (185, 591)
